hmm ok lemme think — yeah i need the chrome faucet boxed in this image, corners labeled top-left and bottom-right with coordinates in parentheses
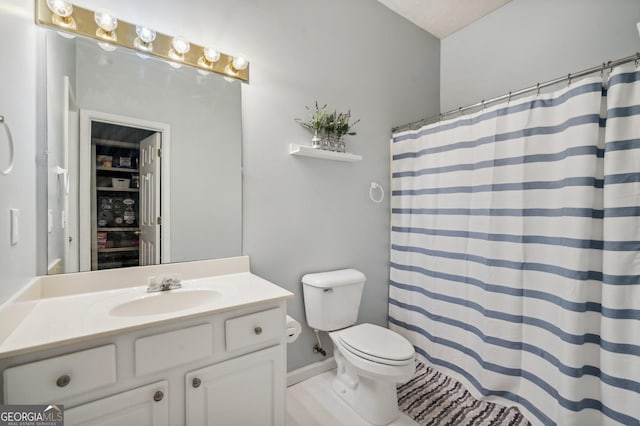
top-left (147, 274), bottom-right (182, 293)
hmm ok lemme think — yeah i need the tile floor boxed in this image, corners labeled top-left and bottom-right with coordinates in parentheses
top-left (287, 370), bottom-right (418, 426)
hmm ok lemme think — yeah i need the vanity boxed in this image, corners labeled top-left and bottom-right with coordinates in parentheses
top-left (0, 256), bottom-right (293, 425)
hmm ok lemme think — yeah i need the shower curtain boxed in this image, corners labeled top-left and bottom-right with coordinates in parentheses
top-left (389, 63), bottom-right (640, 425)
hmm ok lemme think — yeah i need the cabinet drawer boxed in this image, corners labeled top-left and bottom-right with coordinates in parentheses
top-left (3, 345), bottom-right (116, 404)
top-left (135, 324), bottom-right (213, 376)
top-left (66, 381), bottom-right (168, 426)
top-left (225, 308), bottom-right (283, 352)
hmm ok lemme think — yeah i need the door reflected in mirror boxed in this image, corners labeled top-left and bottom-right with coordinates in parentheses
top-left (45, 30), bottom-right (243, 274)
top-left (84, 116), bottom-right (163, 271)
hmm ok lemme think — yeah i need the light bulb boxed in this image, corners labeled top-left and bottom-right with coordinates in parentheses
top-left (204, 47), bottom-right (220, 63)
top-left (136, 25), bottom-right (156, 43)
top-left (168, 61), bottom-right (182, 69)
top-left (98, 42), bottom-right (116, 52)
top-left (46, 0), bottom-right (73, 18)
top-left (47, 0), bottom-right (75, 29)
top-left (94, 10), bottom-right (117, 32)
top-left (172, 36), bottom-right (190, 55)
top-left (197, 69), bottom-right (211, 76)
top-left (57, 31), bottom-right (76, 39)
top-left (231, 55), bottom-right (248, 71)
top-left (135, 25), bottom-right (156, 52)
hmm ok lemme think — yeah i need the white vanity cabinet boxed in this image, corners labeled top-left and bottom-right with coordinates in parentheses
top-left (186, 346), bottom-right (284, 426)
top-left (0, 302), bottom-right (287, 426)
top-left (185, 307), bottom-right (285, 426)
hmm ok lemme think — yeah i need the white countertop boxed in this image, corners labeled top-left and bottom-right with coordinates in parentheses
top-left (0, 257), bottom-right (293, 358)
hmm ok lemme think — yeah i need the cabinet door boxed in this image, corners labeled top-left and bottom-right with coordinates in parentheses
top-left (64, 381), bottom-right (168, 426)
top-left (186, 346), bottom-right (284, 426)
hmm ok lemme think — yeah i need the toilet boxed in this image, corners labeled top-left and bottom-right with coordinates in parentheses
top-left (302, 269), bottom-right (415, 425)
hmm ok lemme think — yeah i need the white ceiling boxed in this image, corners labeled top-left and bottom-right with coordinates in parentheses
top-left (377, 0), bottom-right (512, 39)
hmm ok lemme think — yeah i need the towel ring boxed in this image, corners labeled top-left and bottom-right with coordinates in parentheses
top-left (0, 115), bottom-right (15, 176)
top-left (369, 182), bottom-right (384, 204)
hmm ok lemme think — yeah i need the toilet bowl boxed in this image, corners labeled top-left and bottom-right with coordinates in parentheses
top-left (301, 269), bottom-right (416, 426)
top-left (329, 323), bottom-right (415, 425)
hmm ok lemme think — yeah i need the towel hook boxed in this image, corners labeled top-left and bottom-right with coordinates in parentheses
top-left (369, 182), bottom-right (384, 204)
top-left (0, 115), bottom-right (15, 176)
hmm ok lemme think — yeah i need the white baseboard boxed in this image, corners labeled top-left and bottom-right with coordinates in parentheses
top-left (287, 357), bottom-right (336, 387)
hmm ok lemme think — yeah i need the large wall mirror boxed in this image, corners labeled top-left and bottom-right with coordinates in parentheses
top-left (44, 30), bottom-right (242, 274)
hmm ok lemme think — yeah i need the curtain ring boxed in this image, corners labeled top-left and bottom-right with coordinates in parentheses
top-left (567, 73), bottom-right (572, 87)
top-left (481, 100), bottom-right (485, 111)
top-left (507, 92), bottom-right (512, 105)
top-left (536, 83), bottom-right (541, 96)
top-left (0, 115), bottom-right (15, 176)
top-left (600, 62), bottom-right (606, 78)
top-left (458, 107), bottom-right (462, 117)
top-left (635, 53), bottom-right (639, 69)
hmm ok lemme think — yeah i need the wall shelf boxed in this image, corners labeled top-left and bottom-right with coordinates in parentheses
top-left (97, 166), bottom-right (139, 173)
top-left (289, 144), bottom-right (362, 162)
top-left (93, 139), bottom-right (140, 149)
top-left (96, 187), bottom-right (140, 192)
top-left (98, 247), bottom-right (139, 253)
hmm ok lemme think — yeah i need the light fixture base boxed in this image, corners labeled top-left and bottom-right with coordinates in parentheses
top-left (35, 0), bottom-right (249, 82)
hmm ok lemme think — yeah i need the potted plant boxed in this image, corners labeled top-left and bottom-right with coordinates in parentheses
top-left (296, 102), bottom-right (359, 151)
top-left (334, 110), bottom-right (359, 138)
top-left (323, 110), bottom-right (359, 152)
top-left (296, 102), bottom-right (328, 148)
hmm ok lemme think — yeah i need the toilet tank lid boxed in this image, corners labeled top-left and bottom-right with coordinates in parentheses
top-left (302, 269), bottom-right (366, 288)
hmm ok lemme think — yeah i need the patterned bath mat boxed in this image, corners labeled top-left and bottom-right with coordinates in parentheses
top-left (398, 362), bottom-right (532, 426)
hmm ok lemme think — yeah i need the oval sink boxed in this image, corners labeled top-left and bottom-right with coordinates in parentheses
top-left (109, 289), bottom-right (221, 317)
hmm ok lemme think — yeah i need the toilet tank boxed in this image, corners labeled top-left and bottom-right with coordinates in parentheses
top-left (302, 269), bottom-right (366, 331)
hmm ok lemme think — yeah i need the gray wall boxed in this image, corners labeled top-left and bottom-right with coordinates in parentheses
top-left (0, 1), bottom-right (38, 304)
top-left (232, 1), bottom-right (439, 370)
top-left (441, 0), bottom-right (640, 111)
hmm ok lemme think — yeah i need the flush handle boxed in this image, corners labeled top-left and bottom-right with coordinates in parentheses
top-left (56, 374), bottom-right (71, 387)
top-left (153, 391), bottom-right (164, 402)
top-left (323, 288), bottom-right (333, 294)
top-left (254, 326), bottom-right (263, 335)
top-left (192, 378), bottom-right (201, 388)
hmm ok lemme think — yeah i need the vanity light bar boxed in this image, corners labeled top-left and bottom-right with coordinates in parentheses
top-left (35, 0), bottom-right (249, 82)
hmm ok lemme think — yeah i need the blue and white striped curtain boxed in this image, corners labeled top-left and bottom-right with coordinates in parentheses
top-left (389, 63), bottom-right (640, 425)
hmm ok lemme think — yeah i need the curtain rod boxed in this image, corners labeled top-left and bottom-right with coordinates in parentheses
top-left (392, 52), bottom-right (640, 134)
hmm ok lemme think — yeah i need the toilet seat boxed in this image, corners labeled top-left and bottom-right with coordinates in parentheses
top-left (334, 323), bottom-right (414, 366)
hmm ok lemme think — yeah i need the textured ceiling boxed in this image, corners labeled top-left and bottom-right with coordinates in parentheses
top-left (377, 0), bottom-right (512, 39)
